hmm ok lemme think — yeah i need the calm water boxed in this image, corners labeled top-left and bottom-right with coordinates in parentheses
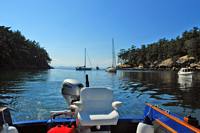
top-left (0, 69), bottom-right (200, 122)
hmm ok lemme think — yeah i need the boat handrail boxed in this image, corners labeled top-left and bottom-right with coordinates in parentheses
top-left (155, 119), bottom-right (177, 133)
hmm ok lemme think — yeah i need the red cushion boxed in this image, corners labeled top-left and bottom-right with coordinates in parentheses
top-left (48, 125), bottom-right (75, 133)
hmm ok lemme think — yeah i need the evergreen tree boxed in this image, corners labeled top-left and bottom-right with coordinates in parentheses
top-left (0, 26), bottom-right (52, 69)
top-left (118, 27), bottom-right (200, 67)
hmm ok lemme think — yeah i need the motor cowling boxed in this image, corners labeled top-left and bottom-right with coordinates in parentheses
top-left (61, 79), bottom-right (83, 105)
top-left (136, 122), bottom-right (154, 133)
top-left (0, 123), bottom-right (18, 133)
top-left (136, 116), bottom-right (154, 133)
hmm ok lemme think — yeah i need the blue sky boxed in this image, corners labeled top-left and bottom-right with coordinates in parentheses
top-left (0, 0), bottom-right (200, 67)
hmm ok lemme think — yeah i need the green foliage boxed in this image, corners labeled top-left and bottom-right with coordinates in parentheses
top-left (0, 26), bottom-right (52, 69)
top-left (118, 27), bottom-right (200, 67)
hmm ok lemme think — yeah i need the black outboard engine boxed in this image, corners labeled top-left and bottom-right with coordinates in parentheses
top-left (61, 79), bottom-right (84, 105)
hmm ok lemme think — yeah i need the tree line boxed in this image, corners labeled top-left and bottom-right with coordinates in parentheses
top-left (118, 27), bottom-right (200, 68)
top-left (0, 26), bottom-right (52, 69)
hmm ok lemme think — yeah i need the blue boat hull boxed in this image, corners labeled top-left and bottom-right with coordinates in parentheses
top-left (9, 104), bottom-right (200, 133)
top-left (13, 118), bottom-right (142, 133)
top-left (144, 103), bottom-right (200, 133)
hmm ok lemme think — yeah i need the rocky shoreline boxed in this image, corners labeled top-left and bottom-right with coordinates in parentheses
top-left (118, 55), bottom-right (200, 71)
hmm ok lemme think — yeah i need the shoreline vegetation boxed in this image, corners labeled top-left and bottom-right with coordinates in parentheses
top-left (0, 26), bottom-right (52, 70)
top-left (118, 27), bottom-right (200, 71)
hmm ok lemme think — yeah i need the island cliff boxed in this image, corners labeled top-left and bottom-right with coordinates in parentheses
top-left (0, 26), bottom-right (52, 69)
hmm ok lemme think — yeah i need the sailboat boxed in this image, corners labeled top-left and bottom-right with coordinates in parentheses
top-left (106, 38), bottom-right (117, 73)
top-left (76, 48), bottom-right (92, 71)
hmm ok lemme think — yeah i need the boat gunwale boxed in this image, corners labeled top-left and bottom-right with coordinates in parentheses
top-left (13, 117), bottom-right (142, 125)
top-left (146, 103), bottom-right (200, 133)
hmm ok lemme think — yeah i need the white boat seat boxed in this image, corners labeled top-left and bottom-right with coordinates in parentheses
top-left (72, 87), bottom-right (122, 126)
top-left (78, 110), bottom-right (119, 126)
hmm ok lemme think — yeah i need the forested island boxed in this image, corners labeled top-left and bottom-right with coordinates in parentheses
top-left (0, 26), bottom-right (52, 69)
top-left (118, 27), bottom-right (200, 70)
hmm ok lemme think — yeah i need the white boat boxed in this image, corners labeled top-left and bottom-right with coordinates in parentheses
top-left (76, 48), bottom-right (92, 71)
top-left (106, 38), bottom-right (117, 73)
top-left (106, 67), bottom-right (117, 73)
top-left (178, 68), bottom-right (194, 76)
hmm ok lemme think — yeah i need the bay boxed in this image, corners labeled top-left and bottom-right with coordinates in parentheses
top-left (0, 69), bottom-right (200, 122)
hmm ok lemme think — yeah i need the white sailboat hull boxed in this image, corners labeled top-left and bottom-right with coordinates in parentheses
top-left (106, 67), bottom-right (117, 73)
top-left (106, 38), bottom-right (117, 73)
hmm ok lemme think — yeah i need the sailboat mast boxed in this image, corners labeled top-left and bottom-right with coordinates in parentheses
top-left (84, 48), bottom-right (86, 67)
top-left (112, 38), bottom-right (116, 67)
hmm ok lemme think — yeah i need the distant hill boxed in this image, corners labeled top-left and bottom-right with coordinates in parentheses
top-left (0, 26), bottom-right (52, 69)
top-left (118, 27), bottom-right (200, 70)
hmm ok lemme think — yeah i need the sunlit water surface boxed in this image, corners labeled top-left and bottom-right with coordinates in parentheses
top-left (0, 69), bottom-right (200, 122)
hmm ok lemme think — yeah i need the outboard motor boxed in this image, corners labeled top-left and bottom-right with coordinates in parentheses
top-left (0, 107), bottom-right (18, 133)
top-left (61, 79), bottom-right (84, 105)
top-left (136, 116), bottom-right (154, 133)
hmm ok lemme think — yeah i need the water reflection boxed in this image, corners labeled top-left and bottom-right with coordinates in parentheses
top-left (0, 70), bottom-right (50, 109)
top-left (0, 69), bottom-right (200, 122)
top-left (118, 70), bottom-right (200, 120)
top-left (178, 75), bottom-right (193, 89)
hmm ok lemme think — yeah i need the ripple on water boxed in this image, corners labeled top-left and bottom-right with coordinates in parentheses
top-left (0, 69), bottom-right (200, 122)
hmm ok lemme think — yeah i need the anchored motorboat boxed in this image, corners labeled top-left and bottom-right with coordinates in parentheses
top-left (178, 68), bottom-right (194, 76)
top-left (0, 75), bottom-right (200, 133)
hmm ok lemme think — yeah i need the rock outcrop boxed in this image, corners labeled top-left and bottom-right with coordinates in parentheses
top-left (158, 58), bottom-right (173, 68)
top-left (176, 55), bottom-right (195, 65)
